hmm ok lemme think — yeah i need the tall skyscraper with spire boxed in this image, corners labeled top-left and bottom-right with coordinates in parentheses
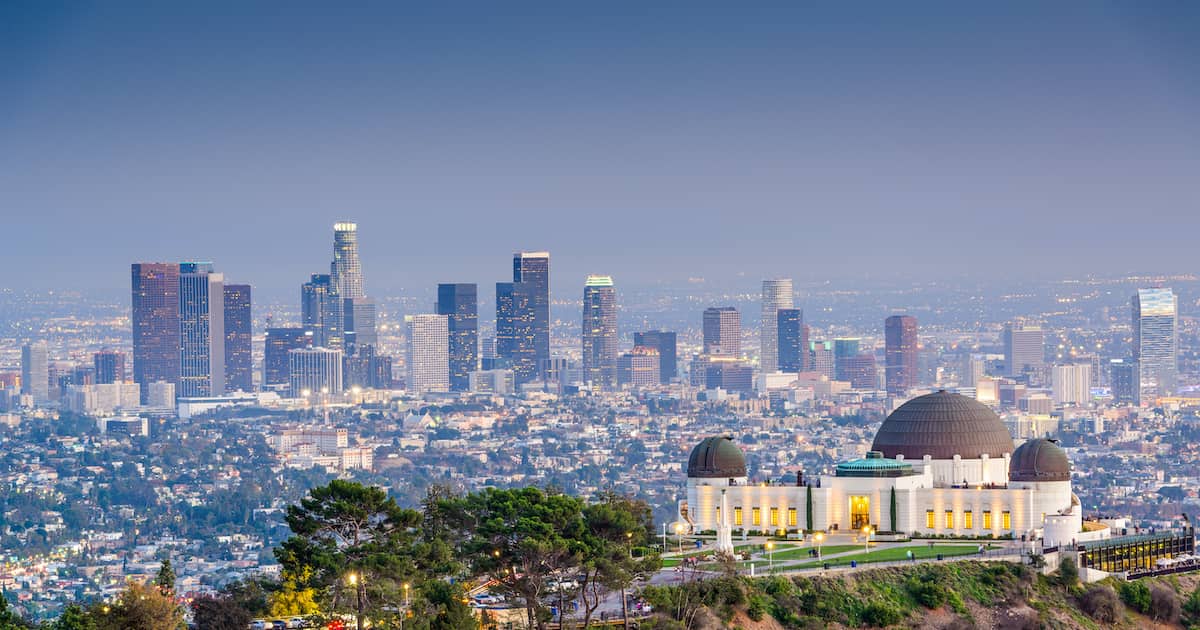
top-left (760, 278), bottom-right (793, 373)
top-left (1133, 287), bottom-right (1177, 399)
top-left (132, 262), bottom-right (181, 403)
top-left (582, 275), bottom-right (618, 389)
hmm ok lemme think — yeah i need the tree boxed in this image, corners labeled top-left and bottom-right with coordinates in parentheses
top-left (448, 487), bottom-right (585, 630)
top-left (268, 567), bottom-right (320, 618)
top-left (276, 480), bottom-right (422, 629)
top-left (48, 604), bottom-right (95, 630)
top-left (190, 594), bottom-right (252, 630)
top-left (1056, 556), bottom-right (1078, 589)
top-left (805, 485), bottom-right (813, 532)
top-left (0, 594), bottom-right (29, 630)
top-left (154, 558), bottom-right (176, 594)
top-left (576, 493), bottom-right (661, 629)
top-left (1079, 585), bottom-right (1121, 624)
top-left (1119, 580), bottom-right (1151, 614)
top-left (889, 487), bottom-right (897, 533)
top-left (413, 580), bottom-right (476, 630)
top-left (91, 581), bottom-right (185, 630)
top-left (1149, 583), bottom-right (1180, 623)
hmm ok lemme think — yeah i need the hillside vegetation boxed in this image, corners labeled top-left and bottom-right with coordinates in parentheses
top-left (639, 561), bottom-right (1200, 629)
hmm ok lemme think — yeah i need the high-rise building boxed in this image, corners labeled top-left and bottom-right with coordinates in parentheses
top-left (344, 297), bottom-right (377, 354)
top-left (223, 284), bottom-right (253, 392)
top-left (288, 347), bottom-right (343, 396)
top-left (330, 221), bottom-right (364, 299)
top-left (1133, 288), bottom-right (1177, 399)
top-left (178, 262), bottom-right (225, 397)
top-left (811, 341), bottom-right (835, 380)
top-left (93, 350), bottom-right (125, 385)
top-left (833, 338), bottom-right (861, 381)
top-left (406, 314), bottom-right (450, 393)
top-left (703, 307), bottom-right (740, 357)
top-left (704, 359), bottom-right (753, 394)
top-left (1109, 359), bottom-right (1138, 404)
top-left (760, 279), bottom-right (793, 373)
top-left (884, 315), bottom-right (919, 395)
top-left (20, 341), bottom-right (49, 403)
top-left (437, 283), bottom-right (478, 391)
top-left (581, 275), bottom-right (618, 389)
top-left (843, 353), bottom-right (878, 390)
top-left (1003, 323), bottom-right (1044, 378)
top-left (505, 252), bottom-right (550, 384)
top-left (618, 347), bottom-right (660, 388)
top-left (633, 330), bottom-right (677, 384)
top-left (265, 327), bottom-right (312, 390)
top-left (776, 308), bottom-right (809, 373)
top-left (132, 262), bottom-right (181, 403)
top-left (302, 274), bottom-right (342, 349)
top-left (1051, 363), bottom-right (1092, 406)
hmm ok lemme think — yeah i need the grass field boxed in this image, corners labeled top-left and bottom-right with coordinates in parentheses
top-left (786, 544), bottom-right (993, 569)
top-left (769, 544), bottom-right (864, 561)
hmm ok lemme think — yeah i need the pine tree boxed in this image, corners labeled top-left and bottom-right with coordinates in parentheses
top-left (155, 558), bottom-right (176, 594)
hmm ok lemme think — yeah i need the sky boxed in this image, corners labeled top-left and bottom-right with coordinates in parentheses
top-left (2, 2), bottom-right (1199, 299)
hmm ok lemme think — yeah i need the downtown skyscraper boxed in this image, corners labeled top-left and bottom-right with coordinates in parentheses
top-left (633, 330), bottom-right (677, 384)
top-left (223, 283), bottom-right (253, 392)
top-left (1003, 322), bottom-right (1045, 378)
top-left (300, 222), bottom-right (376, 357)
top-left (703, 307), bottom-right (741, 357)
top-left (776, 308), bottom-right (809, 373)
top-left (760, 278), bottom-right (793, 373)
top-left (407, 314), bottom-right (449, 393)
top-left (178, 262), bottom-right (225, 397)
top-left (20, 341), bottom-right (49, 403)
top-left (1133, 287), bottom-right (1177, 399)
top-left (496, 251), bottom-right (549, 384)
top-left (131, 263), bottom-right (181, 403)
top-left (581, 275), bottom-right (617, 389)
top-left (437, 283), bottom-right (478, 392)
top-left (884, 315), bottom-right (918, 396)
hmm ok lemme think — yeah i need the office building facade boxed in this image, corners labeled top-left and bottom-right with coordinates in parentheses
top-left (437, 283), bottom-right (478, 391)
top-left (1003, 323), bottom-right (1045, 378)
top-left (1133, 288), bottom-right (1177, 399)
top-left (884, 315), bottom-right (918, 395)
top-left (581, 275), bottom-right (618, 389)
top-left (288, 347), bottom-right (343, 396)
top-left (703, 307), bottom-right (741, 357)
top-left (223, 283), bottom-right (253, 392)
top-left (760, 279), bottom-right (793, 373)
top-left (776, 308), bottom-right (809, 373)
top-left (633, 330), bottom-right (677, 384)
top-left (618, 347), bottom-right (660, 388)
top-left (21, 341), bottom-right (49, 403)
top-left (264, 327), bottom-right (312, 390)
top-left (178, 262), bottom-right (225, 398)
top-left (131, 262), bottom-right (181, 403)
top-left (407, 314), bottom-right (450, 393)
top-left (93, 350), bottom-right (125, 385)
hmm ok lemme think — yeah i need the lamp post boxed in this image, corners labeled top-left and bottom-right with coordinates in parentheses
top-left (765, 541), bottom-right (775, 574)
top-left (862, 525), bottom-right (872, 556)
top-left (622, 531), bottom-right (632, 630)
top-left (674, 523), bottom-right (683, 554)
top-left (347, 572), bottom-right (364, 630)
top-left (814, 532), bottom-right (824, 560)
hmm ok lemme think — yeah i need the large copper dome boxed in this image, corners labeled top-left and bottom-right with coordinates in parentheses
top-left (687, 437), bottom-right (747, 478)
top-left (1009, 438), bottom-right (1071, 482)
top-left (871, 390), bottom-right (1014, 460)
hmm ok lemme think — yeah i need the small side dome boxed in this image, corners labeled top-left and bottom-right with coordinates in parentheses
top-left (1009, 438), bottom-right (1071, 482)
top-left (687, 436), bottom-right (747, 478)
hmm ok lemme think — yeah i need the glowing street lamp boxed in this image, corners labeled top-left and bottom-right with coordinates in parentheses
top-left (862, 525), bottom-right (873, 555)
top-left (765, 541), bottom-right (775, 574)
top-left (814, 532), bottom-right (824, 560)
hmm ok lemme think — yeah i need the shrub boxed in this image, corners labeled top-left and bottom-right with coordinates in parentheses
top-left (1056, 556), bottom-right (1079, 589)
top-left (746, 593), bottom-right (769, 622)
top-left (1079, 584), bottom-right (1122, 624)
top-left (858, 601), bottom-right (904, 627)
top-left (906, 576), bottom-right (948, 609)
top-left (1149, 583), bottom-right (1180, 623)
top-left (1184, 586), bottom-right (1200, 622)
top-left (1119, 580), bottom-right (1151, 615)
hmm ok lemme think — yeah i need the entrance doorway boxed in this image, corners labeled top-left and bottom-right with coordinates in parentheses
top-left (849, 495), bottom-right (870, 530)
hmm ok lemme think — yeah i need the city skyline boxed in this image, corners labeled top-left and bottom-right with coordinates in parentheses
top-left (4, 4), bottom-right (1200, 294)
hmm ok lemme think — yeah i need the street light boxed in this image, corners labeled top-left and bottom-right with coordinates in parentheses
top-left (862, 525), bottom-right (873, 556)
top-left (765, 541), bottom-right (775, 574)
top-left (674, 523), bottom-right (683, 554)
top-left (814, 532), bottom-right (824, 560)
top-left (347, 572), bottom-right (364, 630)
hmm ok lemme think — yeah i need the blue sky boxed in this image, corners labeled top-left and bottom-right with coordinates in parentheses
top-left (2, 2), bottom-right (1199, 297)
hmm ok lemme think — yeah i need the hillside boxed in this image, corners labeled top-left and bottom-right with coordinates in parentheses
top-left (639, 561), bottom-right (1200, 629)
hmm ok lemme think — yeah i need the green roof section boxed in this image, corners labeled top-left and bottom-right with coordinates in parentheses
top-left (836, 451), bottom-right (916, 478)
top-left (585, 275), bottom-right (614, 287)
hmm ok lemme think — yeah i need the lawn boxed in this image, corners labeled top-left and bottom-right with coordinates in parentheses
top-left (785, 544), bottom-right (993, 569)
top-left (770, 544), bottom-right (864, 561)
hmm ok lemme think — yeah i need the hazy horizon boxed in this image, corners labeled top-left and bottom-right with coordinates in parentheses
top-left (3, 3), bottom-right (1199, 295)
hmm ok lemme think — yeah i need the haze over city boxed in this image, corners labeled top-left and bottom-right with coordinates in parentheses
top-left (4, 3), bottom-right (1200, 296)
